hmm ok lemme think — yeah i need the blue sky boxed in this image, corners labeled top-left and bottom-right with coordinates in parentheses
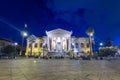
top-left (0, 0), bottom-right (120, 45)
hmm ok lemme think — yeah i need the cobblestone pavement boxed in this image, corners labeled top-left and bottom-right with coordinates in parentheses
top-left (0, 59), bottom-right (120, 80)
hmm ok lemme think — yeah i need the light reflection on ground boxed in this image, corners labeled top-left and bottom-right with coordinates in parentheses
top-left (0, 59), bottom-right (120, 80)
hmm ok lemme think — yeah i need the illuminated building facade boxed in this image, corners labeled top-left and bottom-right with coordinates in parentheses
top-left (25, 28), bottom-right (90, 57)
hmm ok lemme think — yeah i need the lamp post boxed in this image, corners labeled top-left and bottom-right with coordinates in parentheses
top-left (13, 42), bottom-right (18, 58)
top-left (20, 24), bottom-right (28, 56)
top-left (89, 33), bottom-right (93, 55)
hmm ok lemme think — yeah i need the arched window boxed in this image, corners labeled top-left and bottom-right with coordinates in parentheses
top-left (29, 43), bottom-right (32, 48)
top-left (75, 43), bottom-right (79, 48)
top-left (81, 43), bottom-right (84, 48)
top-left (34, 43), bottom-right (38, 48)
top-left (86, 43), bottom-right (90, 48)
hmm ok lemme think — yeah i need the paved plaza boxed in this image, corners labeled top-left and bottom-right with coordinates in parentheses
top-left (0, 59), bottom-right (120, 80)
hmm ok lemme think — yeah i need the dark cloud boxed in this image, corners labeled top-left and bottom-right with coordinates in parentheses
top-left (47, 0), bottom-right (120, 40)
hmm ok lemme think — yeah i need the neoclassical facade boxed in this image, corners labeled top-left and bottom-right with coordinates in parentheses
top-left (46, 29), bottom-right (72, 52)
top-left (25, 28), bottom-right (90, 57)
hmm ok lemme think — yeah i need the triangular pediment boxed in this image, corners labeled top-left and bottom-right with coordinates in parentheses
top-left (46, 28), bottom-right (72, 35)
top-left (27, 35), bottom-right (37, 42)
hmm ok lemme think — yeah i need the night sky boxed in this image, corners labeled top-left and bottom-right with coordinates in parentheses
top-left (0, 0), bottom-right (120, 46)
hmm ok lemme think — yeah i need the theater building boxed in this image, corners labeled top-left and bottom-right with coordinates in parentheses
top-left (25, 28), bottom-right (90, 57)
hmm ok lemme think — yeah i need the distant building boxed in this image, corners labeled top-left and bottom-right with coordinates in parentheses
top-left (0, 38), bottom-right (13, 50)
top-left (0, 38), bottom-right (25, 55)
top-left (25, 28), bottom-right (90, 57)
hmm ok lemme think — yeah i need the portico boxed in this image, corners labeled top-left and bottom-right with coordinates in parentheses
top-left (46, 28), bottom-right (72, 52)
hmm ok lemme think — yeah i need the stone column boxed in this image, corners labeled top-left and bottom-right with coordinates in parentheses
top-left (62, 38), bottom-right (63, 50)
top-left (60, 37), bottom-right (62, 52)
top-left (47, 37), bottom-right (50, 51)
top-left (52, 38), bottom-right (56, 51)
top-left (54, 37), bottom-right (56, 51)
top-left (69, 37), bottom-right (71, 50)
top-left (49, 38), bottom-right (52, 51)
top-left (66, 39), bottom-right (68, 51)
top-left (51, 38), bottom-right (53, 51)
top-left (65, 38), bottom-right (67, 51)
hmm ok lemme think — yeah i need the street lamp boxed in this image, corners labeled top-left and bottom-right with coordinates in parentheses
top-left (89, 33), bottom-right (94, 55)
top-left (14, 42), bottom-right (18, 46)
top-left (89, 33), bottom-right (93, 37)
top-left (23, 31), bottom-right (28, 37)
top-left (20, 24), bottom-right (28, 55)
top-left (100, 43), bottom-right (103, 46)
top-left (99, 43), bottom-right (103, 49)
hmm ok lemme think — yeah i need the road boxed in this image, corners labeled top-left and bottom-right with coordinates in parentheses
top-left (0, 59), bottom-right (120, 80)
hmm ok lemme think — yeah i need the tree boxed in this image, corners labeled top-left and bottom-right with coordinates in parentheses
top-left (1, 45), bottom-right (17, 58)
top-left (117, 45), bottom-right (120, 49)
top-left (99, 47), bottom-right (117, 57)
top-left (42, 43), bottom-right (48, 58)
top-left (86, 27), bottom-right (94, 55)
top-left (105, 38), bottom-right (113, 47)
top-left (68, 50), bottom-right (74, 58)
